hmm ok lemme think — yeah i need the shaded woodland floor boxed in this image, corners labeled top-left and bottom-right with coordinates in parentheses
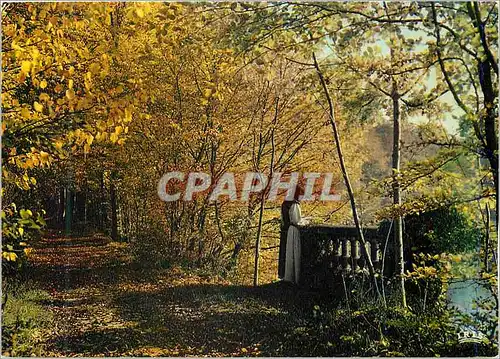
top-left (25, 234), bottom-right (334, 357)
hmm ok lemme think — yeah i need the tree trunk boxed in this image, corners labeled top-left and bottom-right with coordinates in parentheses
top-left (433, 3), bottom-right (498, 230)
top-left (391, 80), bottom-right (407, 308)
top-left (478, 54), bottom-right (498, 228)
top-left (484, 202), bottom-right (491, 272)
top-left (75, 191), bottom-right (86, 229)
top-left (110, 181), bottom-right (118, 241)
top-left (99, 171), bottom-right (106, 231)
top-left (253, 194), bottom-right (265, 286)
top-left (253, 99), bottom-right (278, 286)
top-left (466, 2), bottom-right (499, 228)
top-left (313, 53), bottom-right (380, 298)
top-left (64, 187), bottom-right (73, 237)
top-left (58, 187), bottom-right (65, 229)
top-left (84, 179), bottom-right (88, 227)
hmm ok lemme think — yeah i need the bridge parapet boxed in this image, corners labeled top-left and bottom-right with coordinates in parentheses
top-left (293, 225), bottom-right (384, 288)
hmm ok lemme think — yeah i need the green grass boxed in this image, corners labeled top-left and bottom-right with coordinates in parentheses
top-left (2, 281), bottom-right (53, 357)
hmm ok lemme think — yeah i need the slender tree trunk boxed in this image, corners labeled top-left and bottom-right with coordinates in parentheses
top-left (84, 178), bottom-right (88, 228)
top-left (99, 171), bottom-right (106, 231)
top-left (433, 3), bottom-right (498, 230)
top-left (110, 181), bottom-right (118, 241)
top-left (75, 191), bottom-right (85, 228)
top-left (484, 202), bottom-right (491, 272)
top-left (214, 201), bottom-right (225, 244)
top-left (477, 52), bottom-right (499, 228)
top-left (313, 53), bottom-right (380, 297)
top-left (253, 100), bottom-right (278, 286)
top-left (58, 187), bottom-right (65, 229)
top-left (253, 97), bottom-right (280, 286)
top-left (391, 79), bottom-right (407, 308)
top-left (466, 2), bottom-right (499, 229)
top-left (253, 194), bottom-right (265, 286)
top-left (64, 187), bottom-right (73, 237)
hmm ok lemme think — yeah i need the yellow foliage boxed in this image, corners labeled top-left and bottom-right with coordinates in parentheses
top-left (21, 61), bottom-right (32, 74)
top-left (89, 63), bottom-right (100, 74)
top-left (2, 252), bottom-right (18, 261)
top-left (39, 151), bottom-right (50, 163)
top-left (66, 88), bottom-right (75, 100)
top-left (54, 140), bottom-right (63, 150)
top-left (110, 132), bottom-right (119, 144)
top-left (33, 101), bottom-right (43, 112)
top-left (20, 107), bottom-right (31, 118)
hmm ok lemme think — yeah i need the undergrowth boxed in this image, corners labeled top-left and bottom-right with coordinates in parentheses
top-left (2, 281), bottom-right (53, 357)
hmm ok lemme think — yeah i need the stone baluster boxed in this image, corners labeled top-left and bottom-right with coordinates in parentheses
top-left (333, 238), bottom-right (341, 268)
top-left (350, 238), bottom-right (358, 272)
top-left (326, 240), bottom-right (332, 268)
top-left (370, 239), bottom-right (380, 269)
top-left (358, 240), bottom-right (369, 269)
top-left (341, 238), bottom-right (349, 271)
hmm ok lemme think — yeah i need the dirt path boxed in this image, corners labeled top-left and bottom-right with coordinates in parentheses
top-left (28, 234), bottom-right (323, 357)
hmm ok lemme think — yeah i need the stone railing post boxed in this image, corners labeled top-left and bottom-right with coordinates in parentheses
top-left (370, 239), bottom-right (380, 269)
top-left (333, 238), bottom-right (341, 268)
top-left (350, 238), bottom-right (358, 272)
top-left (341, 238), bottom-right (349, 271)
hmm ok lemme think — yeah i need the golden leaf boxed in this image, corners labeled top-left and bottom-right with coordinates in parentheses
top-left (110, 132), bottom-right (118, 144)
top-left (203, 88), bottom-right (213, 98)
top-left (19, 209), bottom-right (32, 219)
top-left (124, 108), bottom-right (132, 122)
top-left (34, 101), bottom-right (43, 112)
top-left (40, 151), bottom-right (50, 162)
top-left (66, 89), bottom-right (75, 100)
top-left (17, 71), bottom-right (27, 83)
top-left (21, 61), bottom-right (32, 74)
top-left (86, 134), bottom-right (94, 146)
top-left (89, 63), bottom-right (100, 74)
top-left (21, 107), bottom-right (31, 118)
top-left (54, 141), bottom-right (63, 150)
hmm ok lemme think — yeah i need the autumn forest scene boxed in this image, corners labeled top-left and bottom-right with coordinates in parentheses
top-left (1, 2), bottom-right (498, 357)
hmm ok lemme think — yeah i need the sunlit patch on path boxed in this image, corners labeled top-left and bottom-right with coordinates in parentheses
top-left (28, 234), bottom-right (322, 357)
